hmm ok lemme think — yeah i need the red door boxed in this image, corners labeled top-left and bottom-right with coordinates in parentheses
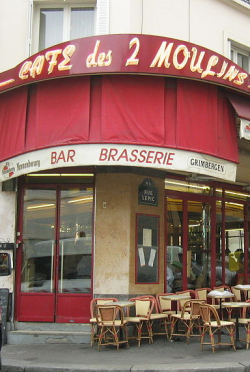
top-left (16, 186), bottom-right (93, 323)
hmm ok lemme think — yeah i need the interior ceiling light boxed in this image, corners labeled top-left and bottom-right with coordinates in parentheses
top-left (165, 180), bottom-right (210, 190)
top-left (28, 173), bottom-right (94, 177)
top-left (225, 201), bottom-right (244, 208)
top-left (68, 197), bottom-right (93, 203)
top-left (186, 173), bottom-right (215, 182)
top-left (27, 203), bottom-right (55, 210)
top-left (215, 189), bottom-right (250, 198)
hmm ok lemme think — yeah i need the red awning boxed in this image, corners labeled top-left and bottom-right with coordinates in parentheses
top-left (227, 93), bottom-right (250, 121)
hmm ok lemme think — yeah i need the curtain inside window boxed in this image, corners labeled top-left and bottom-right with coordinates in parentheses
top-left (70, 8), bottom-right (95, 39)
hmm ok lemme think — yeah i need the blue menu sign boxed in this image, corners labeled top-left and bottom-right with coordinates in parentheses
top-left (138, 178), bottom-right (158, 206)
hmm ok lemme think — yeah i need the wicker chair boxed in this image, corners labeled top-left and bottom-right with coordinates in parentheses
top-left (94, 304), bottom-right (129, 351)
top-left (124, 297), bottom-right (154, 347)
top-left (230, 299), bottom-right (250, 349)
top-left (195, 288), bottom-right (212, 303)
top-left (176, 290), bottom-right (196, 312)
top-left (89, 297), bottom-right (118, 346)
top-left (169, 299), bottom-right (205, 343)
top-left (156, 293), bottom-right (176, 315)
top-left (199, 303), bottom-right (236, 352)
top-left (137, 295), bottom-right (170, 340)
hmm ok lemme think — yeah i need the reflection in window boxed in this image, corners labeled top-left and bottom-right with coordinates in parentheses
top-left (188, 201), bottom-right (211, 290)
top-left (166, 198), bottom-right (183, 292)
top-left (215, 199), bottom-right (244, 287)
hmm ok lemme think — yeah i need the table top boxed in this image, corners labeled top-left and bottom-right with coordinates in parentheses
top-left (234, 285), bottom-right (250, 291)
top-left (221, 302), bottom-right (250, 308)
top-left (106, 301), bottom-right (134, 307)
top-left (162, 294), bottom-right (191, 301)
top-left (208, 291), bottom-right (234, 299)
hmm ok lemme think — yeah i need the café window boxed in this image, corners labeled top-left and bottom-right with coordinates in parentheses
top-left (136, 214), bottom-right (159, 284)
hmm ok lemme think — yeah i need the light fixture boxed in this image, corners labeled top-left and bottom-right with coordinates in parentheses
top-left (186, 173), bottom-right (215, 182)
top-left (28, 173), bottom-right (94, 177)
top-left (217, 189), bottom-right (250, 198)
top-left (225, 201), bottom-right (244, 208)
top-left (68, 197), bottom-right (93, 204)
top-left (165, 180), bottom-right (210, 190)
top-left (27, 203), bottom-right (55, 210)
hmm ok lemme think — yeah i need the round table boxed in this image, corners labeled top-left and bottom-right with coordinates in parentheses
top-left (207, 290), bottom-right (234, 315)
top-left (222, 302), bottom-right (250, 349)
top-left (162, 294), bottom-right (191, 314)
top-left (234, 285), bottom-right (250, 300)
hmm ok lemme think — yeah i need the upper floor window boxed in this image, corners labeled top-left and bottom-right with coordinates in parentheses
top-left (38, 6), bottom-right (95, 50)
top-left (231, 45), bottom-right (250, 72)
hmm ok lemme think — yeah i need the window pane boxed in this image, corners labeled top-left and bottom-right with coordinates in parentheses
top-left (225, 201), bottom-right (244, 285)
top-left (166, 198), bottom-right (183, 292)
top-left (59, 188), bottom-right (93, 293)
top-left (70, 7), bottom-right (95, 39)
top-left (21, 189), bottom-right (56, 293)
top-left (188, 201), bottom-right (211, 290)
top-left (237, 53), bottom-right (249, 71)
top-left (39, 9), bottom-right (63, 50)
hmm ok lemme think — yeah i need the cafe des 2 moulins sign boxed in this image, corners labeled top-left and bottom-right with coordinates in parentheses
top-left (1, 34), bottom-right (250, 94)
top-left (138, 179), bottom-right (158, 206)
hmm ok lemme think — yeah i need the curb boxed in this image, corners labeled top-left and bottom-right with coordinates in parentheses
top-left (0, 362), bottom-right (248, 372)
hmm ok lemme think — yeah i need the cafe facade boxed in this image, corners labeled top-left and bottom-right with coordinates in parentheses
top-left (1, 33), bottom-right (250, 324)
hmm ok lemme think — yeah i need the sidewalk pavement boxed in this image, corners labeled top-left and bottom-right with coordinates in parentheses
top-left (1, 333), bottom-right (250, 372)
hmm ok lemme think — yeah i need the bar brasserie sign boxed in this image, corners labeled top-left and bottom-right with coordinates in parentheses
top-left (1, 34), bottom-right (250, 95)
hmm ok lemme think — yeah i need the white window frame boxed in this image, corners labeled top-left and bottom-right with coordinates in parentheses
top-left (31, 1), bottom-right (98, 54)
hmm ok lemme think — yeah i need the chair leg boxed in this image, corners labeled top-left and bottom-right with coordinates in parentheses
top-left (90, 323), bottom-right (95, 346)
top-left (138, 323), bottom-right (142, 347)
top-left (246, 325), bottom-right (250, 350)
top-left (169, 317), bottom-right (179, 341)
top-left (230, 326), bottom-right (236, 351)
top-left (209, 328), bottom-right (215, 353)
top-left (200, 326), bottom-right (206, 350)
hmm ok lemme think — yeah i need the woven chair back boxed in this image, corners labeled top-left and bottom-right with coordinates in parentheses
top-left (156, 293), bottom-right (173, 312)
top-left (200, 304), bottom-right (221, 325)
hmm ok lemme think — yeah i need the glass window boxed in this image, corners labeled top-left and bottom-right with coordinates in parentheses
top-left (188, 201), bottom-right (211, 290)
top-left (70, 8), bottom-right (95, 40)
top-left (39, 9), bottom-right (63, 50)
top-left (231, 45), bottom-right (250, 72)
top-left (166, 198), bottom-right (183, 292)
top-left (38, 6), bottom-right (95, 51)
top-left (21, 187), bottom-right (93, 294)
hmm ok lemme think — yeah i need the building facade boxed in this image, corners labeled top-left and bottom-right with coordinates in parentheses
top-left (0, 0), bottom-right (250, 327)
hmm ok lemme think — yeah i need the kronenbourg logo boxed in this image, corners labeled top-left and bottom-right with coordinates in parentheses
top-left (2, 162), bottom-right (15, 178)
top-left (240, 119), bottom-right (250, 140)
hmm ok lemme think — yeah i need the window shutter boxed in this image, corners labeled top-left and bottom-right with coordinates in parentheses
top-left (96, 0), bottom-right (109, 35)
